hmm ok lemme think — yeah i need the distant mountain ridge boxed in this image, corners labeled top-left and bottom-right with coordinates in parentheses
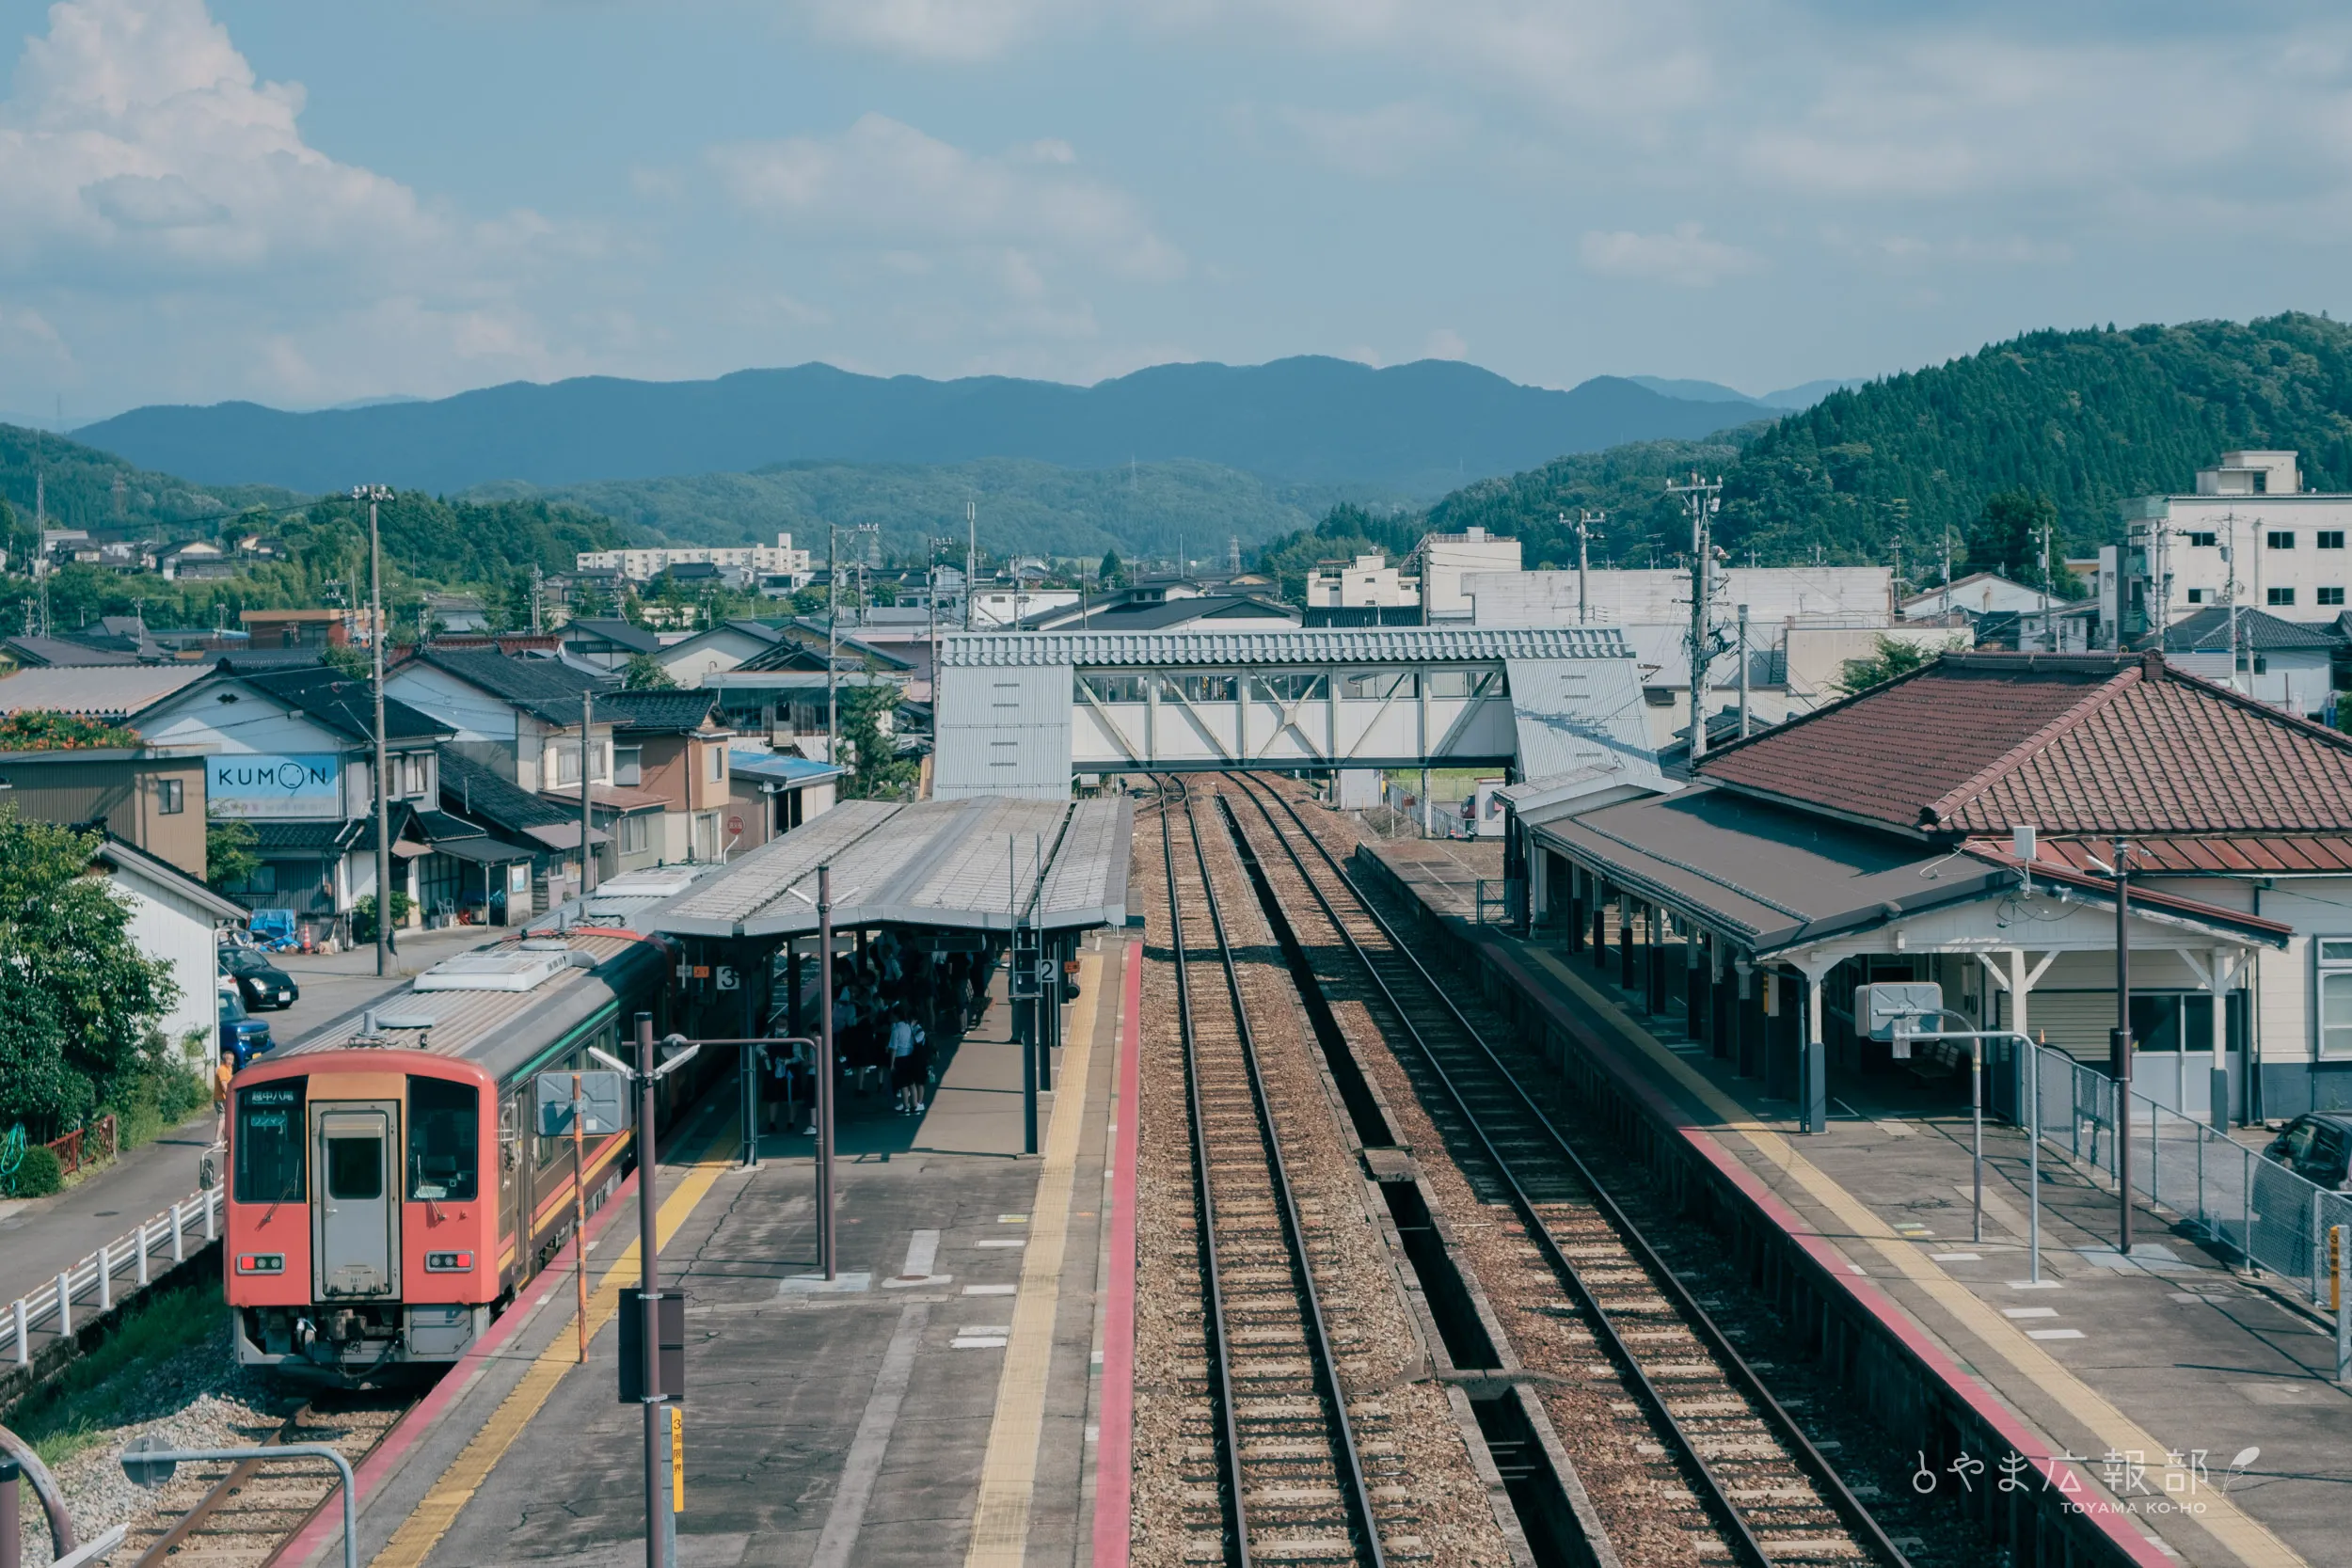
top-left (73, 356), bottom-right (1775, 498)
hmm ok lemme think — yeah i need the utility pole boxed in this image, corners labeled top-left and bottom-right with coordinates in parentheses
top-left (531, 564), bottom-right (544, 635)
top-left (1942, 527), bottom-right (1956, 618)
top-left (2223, 512), bottom-right (2241, 691)
top-left (356, 484), bottom-right (395, 976)
top-left (2038, 516), bottom-right (2055, 651)
top-left (1575, 511), bottom-right (1602, 624)
top-left (828, 524), bottom-right (839, 766)
top-left (964, 496), bottom-right (977, 632)
top-left (580, 687), bottom-right (597, 896)
top-left (1736, 604), bottom-right (1752, 738)
top-left (1667, 474), bottom-right (1722, 759)
top-left (2110, 837), bottom-right (2134, 1256)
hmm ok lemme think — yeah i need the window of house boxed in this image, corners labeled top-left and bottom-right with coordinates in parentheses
top-left (621, 815), bottom-right (648, 853)
top-left (614, 746), bottom-right (643, 786)
top-left (2269, 587), bottom-right (2296, 606)
top-left (556, 744), bottom-right (579, 786)
top-left (396, 752), bottom-right (431, 798)
top-left (2322, 531), bottom-right (2347, 549)
top-left (157, 777), bottom-right (183, 815)
top-left (2318, 940), bottom-right (2352, 1058)
top-left (2267, 530), bottom-right (2295, 549)
top-left (706, 747), bottom-right (725, 784)
top-left (2324, 588), bottom-right (2347, 607)
top-left (2186, 531), bottom-right (2218, 547)
top-left (2185, 588), bottom-right (2207, 604)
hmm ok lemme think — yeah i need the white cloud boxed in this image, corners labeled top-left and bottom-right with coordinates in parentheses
top-left (1579, 222), bottom-right (1759, 287)
top-left (709, 113), bottom-right (1184, 282)
top-left (0, 0), bottom-right (623, 409)
top-left (1276, 100), bottom-right (1469, 179)
top-left (785, 0), bottom-right (1086, 62)
top-left (1422, 327), bottom-right (1468, 360)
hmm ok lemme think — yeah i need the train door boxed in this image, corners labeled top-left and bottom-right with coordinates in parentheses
top-left (499, 1093), bottom-right (523, 1288)
top-left (312, 1102), bottom-right (401, 1300)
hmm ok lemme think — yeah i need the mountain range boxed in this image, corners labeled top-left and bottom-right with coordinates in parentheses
top-left (72, 356), bottom-right (1781, 499)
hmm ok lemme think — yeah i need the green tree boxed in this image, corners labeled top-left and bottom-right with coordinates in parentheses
top-left (0, 807), bottom-right (179, 1137)
top-left (622, 653), bottom-right (677, 690)
top-left (206, 819), bottom-right (261, 893)
top-left (1838, 635), bottom-right (1963, 695)
top-left (1098, 547), bottom-right (1125, 588)
top-left (317, 641), bottom-right (372, 680)
top-left (835, 685), bottom-right (917, 801)
top-left (1966, 489), bottom-right (2059, 583)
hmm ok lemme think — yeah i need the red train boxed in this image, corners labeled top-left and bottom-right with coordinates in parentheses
top-left (225, 933), bottom-right (680, 1378)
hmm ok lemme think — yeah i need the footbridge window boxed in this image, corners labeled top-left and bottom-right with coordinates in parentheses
top-left (1076, 672), bottom-right (1155, 704)
top-left (1250, 672), bottom-right (1327, 702)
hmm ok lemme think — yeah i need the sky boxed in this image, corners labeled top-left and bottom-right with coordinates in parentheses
top-left (5, 0), bottom-right (2352, 421)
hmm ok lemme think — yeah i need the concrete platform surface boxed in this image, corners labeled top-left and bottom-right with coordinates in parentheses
top-left (1364, 838), bottom-right (2344, 1568)
top-left (293, 933), bottom-right (1129, 1568)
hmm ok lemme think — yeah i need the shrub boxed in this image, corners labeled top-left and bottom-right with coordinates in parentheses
top-left (351, 891), bottom-right (414, 942)
top-left (13, 1143), bottom-right (63, 1196)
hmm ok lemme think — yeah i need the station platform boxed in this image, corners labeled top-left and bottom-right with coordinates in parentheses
top-left (1362, 839), bottom-right (2344, 1568)
top-left (288, 931), bottom-right (1136, 1568)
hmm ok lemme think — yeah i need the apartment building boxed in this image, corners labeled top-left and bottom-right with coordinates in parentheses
top-left (1305, 554), bottom-right (1421, 610)
top-left (2103, 450), bottom-right (2352, 642)
top-left (575, 533), bottom-right (812, 584)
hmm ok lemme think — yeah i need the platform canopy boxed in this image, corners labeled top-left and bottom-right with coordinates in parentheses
top-left (648, 795), bottom-right (1133, 940)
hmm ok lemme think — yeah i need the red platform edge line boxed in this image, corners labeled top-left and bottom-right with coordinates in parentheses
top-left (271, 1165), bottom-right (644, 1568)
top-left (1476, 937), bottom-right (2174, 1568)
top-left (1091, 938), bottom-right (1145, 1567)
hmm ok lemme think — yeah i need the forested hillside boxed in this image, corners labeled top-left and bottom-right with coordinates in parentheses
top-left (0, 423), bottom-right (298, 547)
top-left (469, 456), bottom-right (1402, 562)
top-left (1415, 314), bottom-right (2352, 576)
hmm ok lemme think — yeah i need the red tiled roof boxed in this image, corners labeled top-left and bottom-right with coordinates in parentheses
top-left (1697, 652), bottom-right (2352, 838)
top-left (1982, 833), bottom-right (2352, 876)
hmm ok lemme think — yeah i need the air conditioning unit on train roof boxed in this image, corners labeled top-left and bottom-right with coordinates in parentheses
top-left (416, 946), bottom-right (580, 992)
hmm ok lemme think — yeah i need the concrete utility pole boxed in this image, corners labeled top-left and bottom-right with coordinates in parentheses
top-left (1667, 474), bottom-right (1723, 759)
top-left (1736, 604), bottom-right (1752, 739)
top-left (2111, 837), bottom-right (2134, 1256)
top-left (356, 484), bottom-right (395, 975)
top-left (1576, 510), bottom-right (1602, 625)
top-left (2223, 511), bottom-right (2241, 691)
top-left (964, 496), bottom-right (977, 632)
top-left (2038, 516), bottom-right (2056, 651)
top-left (580, 687), bottom-right (597, 896)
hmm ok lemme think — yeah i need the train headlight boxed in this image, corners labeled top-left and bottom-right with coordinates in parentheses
top-left (425, 1251), bottom-right (475, 1272)
top-left (235, 1253), bottom-right (285, 1275)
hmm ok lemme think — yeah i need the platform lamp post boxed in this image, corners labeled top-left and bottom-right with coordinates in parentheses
top-left (586, 1014), bottom-right (702, 1568)
top-left (2101, 836), bottom-right (2135, 1256)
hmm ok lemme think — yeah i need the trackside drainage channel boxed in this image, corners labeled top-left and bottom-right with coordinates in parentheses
top-left (1217, 797), bottom-right (1599, 1568)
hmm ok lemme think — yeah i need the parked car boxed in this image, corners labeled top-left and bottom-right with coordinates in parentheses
top-left (2262, 1113), bottom-right (2352, 1191)
top-left (217, 982), bottom-right (274, 1069)
top-left (220, 944), bottom-right (300, 1010)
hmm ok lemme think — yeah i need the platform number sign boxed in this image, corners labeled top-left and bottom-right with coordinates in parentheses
top-left (536, 1069), bottom-right (629, 1136)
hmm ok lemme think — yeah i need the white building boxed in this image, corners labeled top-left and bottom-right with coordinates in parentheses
top-left (1469, 565), bottom-right (1894, 626)
top-left (1899, 571), bottom-right (2058, 620)
top-left (577, 534), bottom-right (812, 585)
top-left (2103, 451), bottom-right (2352, 644)
top-left (93, 841), bottom-right (250, 1050)
top-left (1409, 528), bottom-right (1522, 620)
top-left (1306, 554), bottom-right (1421, 609)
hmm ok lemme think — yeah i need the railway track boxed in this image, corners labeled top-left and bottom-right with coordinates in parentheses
top-left (1157, 775), bottom-right (1396, 1568)
top-left (119, 1391), bottom-right (415, 1568)
top-left (1220, 771), bottom-right (1915, 1568)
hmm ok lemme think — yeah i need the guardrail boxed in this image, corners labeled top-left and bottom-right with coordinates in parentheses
top-left (3, 1186), bottom-right (220, 1366)
top-left (2028, 1049), bottom-right (2352, 1304)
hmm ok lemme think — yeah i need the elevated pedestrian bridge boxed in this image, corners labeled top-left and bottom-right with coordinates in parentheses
top-left (933, 626), bottom-right (1659, 798)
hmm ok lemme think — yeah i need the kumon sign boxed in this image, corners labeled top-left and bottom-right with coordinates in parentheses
top-left (208, 754), bottom-right (342, 819)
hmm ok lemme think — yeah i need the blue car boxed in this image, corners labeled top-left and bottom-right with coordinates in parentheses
top-left (218, 985), bottom-right (274, 1069)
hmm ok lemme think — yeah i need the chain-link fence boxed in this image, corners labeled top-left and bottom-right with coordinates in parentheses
top-left (2026, 1046), bottom-right (2352, 1307)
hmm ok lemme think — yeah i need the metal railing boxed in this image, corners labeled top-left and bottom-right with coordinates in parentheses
top-left (2027, 1048), bottom-right (2352, 1307)
top-left (3, 1187), bottom-right (219, 1367)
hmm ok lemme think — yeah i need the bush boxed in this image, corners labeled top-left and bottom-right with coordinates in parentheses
top-left (352, 891), bottom-right (414, 942)
top-left (13, 1143), bottom-right (63, 1196)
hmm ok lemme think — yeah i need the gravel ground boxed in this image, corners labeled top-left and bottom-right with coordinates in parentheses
top-left (10, 1320), bottom-right (408, 1568)
top-left (1256, 784), bottom-right (1991, 1568)
top-left (1126, 789), bottom-right (1519, 1568)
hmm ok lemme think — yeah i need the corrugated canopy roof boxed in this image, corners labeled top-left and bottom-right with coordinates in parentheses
top-left (650, 795), bottom-right (1133, 938)
top-left (938, 626), bottom-right (1633, 668)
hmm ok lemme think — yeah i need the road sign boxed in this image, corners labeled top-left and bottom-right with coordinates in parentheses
top-left (537, 1070), bottom-right (628, 1137)
top-left (726, 815), bottom-right (744, 837)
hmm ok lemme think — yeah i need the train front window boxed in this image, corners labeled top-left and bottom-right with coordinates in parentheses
top-left (407, 1076), bottom-right (479, 1201)
top-left (234, 1081), bottom-right (306, 1203)
top-left (326, 1134), bottom-right (384, 1200)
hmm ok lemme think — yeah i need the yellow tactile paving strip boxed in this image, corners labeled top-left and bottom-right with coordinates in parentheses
top-left (1526, 945), bottom-right (2309, 1568)
top-left (961, 942), bottom-right (1110, 1568)
top-left (369, 1122), bottom-right (739, 1568)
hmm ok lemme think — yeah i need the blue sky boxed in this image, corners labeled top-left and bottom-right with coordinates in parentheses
top-left (4, 0), bottom-right (2351, 420)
